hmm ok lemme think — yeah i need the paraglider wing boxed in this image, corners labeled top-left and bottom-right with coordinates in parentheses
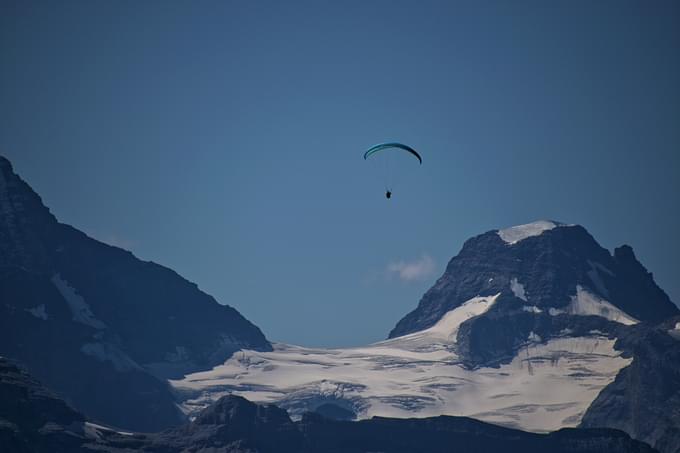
top-left (363, 143), bottom-right (422, 164)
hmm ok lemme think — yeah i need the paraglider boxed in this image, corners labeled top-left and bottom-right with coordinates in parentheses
top-left (363, 142), bottom-right (422, 199)
top-left (363, 142), bottom-right (423, 164)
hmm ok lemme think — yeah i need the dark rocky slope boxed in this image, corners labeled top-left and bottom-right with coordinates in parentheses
top-left (0, 155), bottom-right (271, 431)
top-left (0, 357), bottom-right (86, 453)
top-left (581, 317), bottom-right (680, 453)
top-left (390, 223), bottom-right (677, 339)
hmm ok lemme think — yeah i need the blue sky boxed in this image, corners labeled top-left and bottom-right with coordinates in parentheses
top-left (2, 0), bottom-right (679, 347)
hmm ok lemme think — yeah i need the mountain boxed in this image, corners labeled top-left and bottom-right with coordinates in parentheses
top-left (139, 395), bottom-right (658, 453)
top-left (0, 358), bottom-right (658, 452)
top-left (0, 155), bottom-right (271, 431)
top-left (580, 316), bottom-right (680, 453)
top-left (172, 221), bottom-right (679, 453)
top-left (173, 302), bottom-right (633, 432)
top-left (390, 221), bottom-right (677, 339)
top-left (2, 155), bottom-right (677, 451)
top-left (0, 356), bottom-right (86, 453)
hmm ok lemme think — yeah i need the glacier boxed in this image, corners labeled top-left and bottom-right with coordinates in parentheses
top-left (172, 294), bottom-right (632, 433)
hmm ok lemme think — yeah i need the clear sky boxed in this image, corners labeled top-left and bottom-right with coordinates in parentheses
top-left (2, 1), bottom-right (679, 347)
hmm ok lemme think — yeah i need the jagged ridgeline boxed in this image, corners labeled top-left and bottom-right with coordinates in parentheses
top-left (391, 220), bottom-right (676, 339)
top-left (0, 156), bottom-right (271, 431)
top-left (1, 154), bottom-right (679, 453)
top-left (173, 220), bottom-right (680, 453)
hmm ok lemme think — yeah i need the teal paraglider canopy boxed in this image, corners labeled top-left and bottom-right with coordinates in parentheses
top-left (363, 142), bottom-right (422, 199)
top-left (363, 142), bottom-right (422, 164)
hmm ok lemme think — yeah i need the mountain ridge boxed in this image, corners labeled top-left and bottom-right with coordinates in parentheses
top-left (0, 155), bottom-right (272, 431)
top-left (2, 155), bottom-right (679, 452)
top-left (390, 220), bottom-right (677, 339)
top-left (172, 220), bottom-right (680, 453)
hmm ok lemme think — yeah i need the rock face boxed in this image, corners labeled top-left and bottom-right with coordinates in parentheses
top-left (580, 317), bottom-right (680, 453)
top-left (384, 220), bottom-right (680, 453)
top-left (146, 395), bottom-right (305, 453)
top-left (0, 357), bottom-right (86, 453)
top-left (0, 155), bottom-right (271, 431)
top-left (390, 221), bottom-right (677, 339)
top-left (0, 364), bottom-right (658, 453)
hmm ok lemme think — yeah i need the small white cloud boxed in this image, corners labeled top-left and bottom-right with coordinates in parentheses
top-left (387, 254), bottom-right (436, 282)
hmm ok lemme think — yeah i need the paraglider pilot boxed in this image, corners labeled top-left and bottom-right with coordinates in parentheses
top-left (364, 143), bottom-right (421, 201)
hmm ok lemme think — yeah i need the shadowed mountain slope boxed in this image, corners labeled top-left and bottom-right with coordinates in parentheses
top-left (0, 155), bottom-right (271, 431)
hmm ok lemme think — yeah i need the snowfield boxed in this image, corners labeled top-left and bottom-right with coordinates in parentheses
top-left (497, 220), bottom-right (565, 245)
top-left (545, 286), bottom-right (639, 325)
top-left (172, 294), bottom-right (631, 433)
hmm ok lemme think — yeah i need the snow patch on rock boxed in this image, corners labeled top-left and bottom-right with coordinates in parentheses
top-left (568, 286), bottom-right (638, 325)
top-left (668, 322), bottom-right (680, 340)
top-left (510, 278), bottom-right (528, 301)
top-left (84, 422), bottom-right (133, 437)
top-left (166, 346), bottom-right (190, 362)
top-left (497, 220), bottom-right (565, 245)
top-left (318, 294), bottom-right (501, 363)
top-left (408, 294), bottom-right (499, 343)
top-left (81, 343), bottom-right (140, 372)
top-left (51, 274), bottom-right (106, 329)
top-left (26, 304), bottom-right (48, 320)
top-left (527, 331), bottom-right (542, 343)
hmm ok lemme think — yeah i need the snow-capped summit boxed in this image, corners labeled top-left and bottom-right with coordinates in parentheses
top-left (497, 220), bottom-right (568, 244)
top-left (390, 221), bottom-right (676, 339)
top-left (173, 220), bottom-right (679, 453)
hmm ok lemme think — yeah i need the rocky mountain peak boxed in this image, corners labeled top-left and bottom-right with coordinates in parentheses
top-left (0, 155), bottom-right (272, 431)
top-left (194, 394), bottom-right (293, 427)
top-left (0, 156), bottom-right (58, 272)
top-left (390, 221), bottom-right (677, 338)
top-left (615, 244), bottom-right (636, 260)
